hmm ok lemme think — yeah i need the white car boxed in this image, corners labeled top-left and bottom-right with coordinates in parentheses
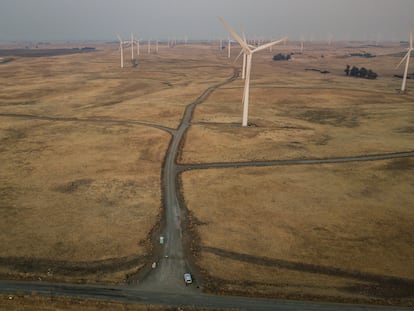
top-left (184, 273), bottom-right (192, 285)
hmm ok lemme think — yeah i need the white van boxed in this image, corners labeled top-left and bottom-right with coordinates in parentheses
top-left (184, 273), bottom-right (192, 285)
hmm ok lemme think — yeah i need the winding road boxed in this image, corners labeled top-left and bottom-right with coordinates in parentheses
top-left (0, 69), bottom-right (413, 310)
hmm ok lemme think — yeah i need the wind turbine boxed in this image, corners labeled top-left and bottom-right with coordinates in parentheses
top-left (131, 33), bottom-right (134, 60)
top-left (234, 31), bottom-right (250, 80)
top-left (396, 32), bottom-right (413, 93)
top-left (117, 34), bottom-right (124, 68)
top-left (219, 17), bottom-right (287, 127)
top-left (136, 39), bottom-right (140, 56)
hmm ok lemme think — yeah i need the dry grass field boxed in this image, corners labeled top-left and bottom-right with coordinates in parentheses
top-left (179, 43), bottom-right (414, 305)
top-left (0, 43), bottom-right (232, 282)
top-left (0, 40), bottom-right (413, 306)
top-left (0, 294), bottom-right (227, 311)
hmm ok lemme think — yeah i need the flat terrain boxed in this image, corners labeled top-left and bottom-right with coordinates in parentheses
top-left (0, 41), bottom-right (413, 306)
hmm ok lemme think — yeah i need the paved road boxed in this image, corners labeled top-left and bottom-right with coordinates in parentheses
top-left (1, 280), bottom-right (411, 311)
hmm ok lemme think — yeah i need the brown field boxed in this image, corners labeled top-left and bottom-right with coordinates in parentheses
top-left (0, 43), bottom-right (232, 282)
top-left (179, 43), bottom-right (414, 304)
top-left (1, 41), bottom-right (414, 305)
top-left (0, 294), bottom-right (227, 311)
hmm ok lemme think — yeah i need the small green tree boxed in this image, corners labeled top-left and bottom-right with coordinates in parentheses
top-left (344, 65), bottom-right (350, 76)
top-left (367, 70), bottom-right (378, 79)
top-left (359, 67), bottom-right (368, 78)
top-left (350, 66), bottom-right (359, 77)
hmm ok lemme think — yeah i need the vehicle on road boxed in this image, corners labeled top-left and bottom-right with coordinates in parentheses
top-left (184, 273), bottom-right (192, 285)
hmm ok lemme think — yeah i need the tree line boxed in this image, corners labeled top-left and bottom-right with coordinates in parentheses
top-left (344, 65), bottom-right (377, 79)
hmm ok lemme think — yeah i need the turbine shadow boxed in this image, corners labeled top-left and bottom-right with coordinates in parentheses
top-left (202, 247), bottom-right (414, 298)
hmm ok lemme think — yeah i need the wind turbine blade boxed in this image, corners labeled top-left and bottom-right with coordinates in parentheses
top-left (218, 17), bottom-right (250, 51)
top-left (253, 37), bottom-right (287, 53)
top-left (234, 49), bottom-right (244, 63)
top-left (410, 32), bottom-right (413, 50)
top-left (396, 52), bottom-right (409, 69)
top-left (116, 34), bottom-right (122, 42)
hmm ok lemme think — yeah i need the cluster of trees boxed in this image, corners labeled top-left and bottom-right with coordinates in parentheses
top-left (344, 65), bottom-right (378, 79)
top-left (273, 53), bottom-right (292, 61)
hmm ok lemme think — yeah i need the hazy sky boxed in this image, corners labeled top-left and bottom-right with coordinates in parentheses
top-left (1, 0), bottom-right (413, 42)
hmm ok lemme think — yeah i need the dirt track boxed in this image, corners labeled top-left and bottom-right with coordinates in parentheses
top-left (130, 68), bottom-right (240, 292)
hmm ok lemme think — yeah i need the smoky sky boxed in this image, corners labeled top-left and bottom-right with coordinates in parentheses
top-left (0, 0), bottom-right (413, 42)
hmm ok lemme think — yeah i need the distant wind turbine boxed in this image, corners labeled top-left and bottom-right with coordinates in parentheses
top-left (396, 32), bottom-right (413, 93)
top-left (219, 17), bottom-right (287, 127)
top-left (117, 34), bottom-right (124, 68)
top-left (131, 33), bottom-right (134, 60)
top-left (136, 39), bottom-right (140, 56)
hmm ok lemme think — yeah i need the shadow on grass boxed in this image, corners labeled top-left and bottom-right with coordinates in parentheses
top-left (202, 247), bottom-right (414, 299)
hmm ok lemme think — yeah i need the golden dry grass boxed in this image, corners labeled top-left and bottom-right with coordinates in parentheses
top-left (0, 43), bottom-right (232, 281)
top-left (182, 160), bottom-right (414, 303)
top-left (0, 294), bottom-right (227, 311)
top-left (179, 42), bottom-right (414, 304)
top-left (0, 118), bottom-right (166, 261)
top-left (1, 41), bottom-right (413, 304)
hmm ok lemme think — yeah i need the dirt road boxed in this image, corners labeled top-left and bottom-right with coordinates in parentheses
top-left (135, 69), bottom-right (239, 292)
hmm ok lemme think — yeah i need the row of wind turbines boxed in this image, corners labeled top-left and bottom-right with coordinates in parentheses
top-left (117, 33), bottom-right (162, 68)
top-left (116, 21), bottom-right (413, 128)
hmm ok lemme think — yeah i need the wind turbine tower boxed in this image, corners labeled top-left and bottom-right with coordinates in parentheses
top-left (131, 33), bottom-right (134, 60)
top-left (117, 34), bottom-right (124, 68)
top-left (137, 39), bottom-right (140, 56)
top-left (219, 17), bottom-right (287, 127)
top-left (396, 32), bottom-right (413, 93)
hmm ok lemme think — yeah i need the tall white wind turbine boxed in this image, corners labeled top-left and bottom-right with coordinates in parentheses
top-left (396, 32), bottom-right (413, 93)
top-left (117, 34), bottom-right (124, 68)
top-left (219, 17), bottom-right (287, 127)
